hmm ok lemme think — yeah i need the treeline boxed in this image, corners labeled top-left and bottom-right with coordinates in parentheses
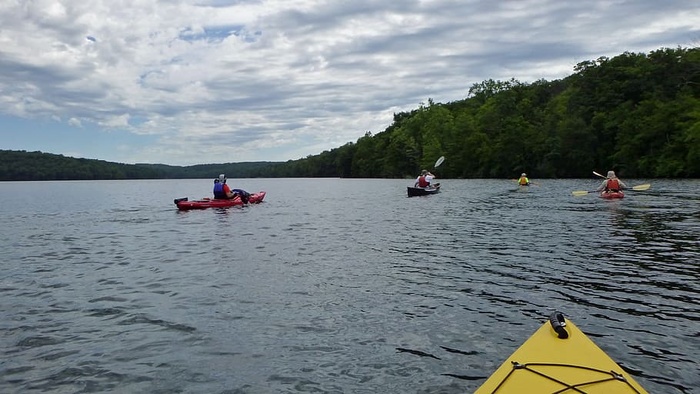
top-left (0, 150), bottom-right (161, 181)
top-left (2, 46), bottom-right (699, 181)
top-left (0, 150), bottom-right (279, 181)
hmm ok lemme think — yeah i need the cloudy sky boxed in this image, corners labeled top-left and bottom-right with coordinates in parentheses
top-left (1, 1), bottom-right (698, 166)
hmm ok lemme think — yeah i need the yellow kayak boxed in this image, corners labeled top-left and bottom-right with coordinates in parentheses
top-left (475, 312), bottom-right (648, 393)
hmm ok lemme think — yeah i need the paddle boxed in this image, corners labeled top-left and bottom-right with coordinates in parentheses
top-left (430, 156), bottom-right (444, 188)
top-left (571, 183), bottom-right (651, 196)
top-left (629, 183), bottom-right (651, 191)
top-left (593, 171), bottom-right (606, 179)
top-left (434, 156), bottom-right (445, 168)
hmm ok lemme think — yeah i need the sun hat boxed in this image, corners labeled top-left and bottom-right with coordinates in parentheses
top-left (607, 171), bottom-right (616, 178)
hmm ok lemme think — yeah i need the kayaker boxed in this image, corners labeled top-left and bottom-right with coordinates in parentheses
top-left (517, 173), bottom-right (530, 186)
top-left (414, 170), bottom-right (435, 188)
top-left (213, 175), bottom-right (232, 199)
top-left (597, 170), bottom-right (628, 193)
top-left (214, 174), bottom-right (251, 203)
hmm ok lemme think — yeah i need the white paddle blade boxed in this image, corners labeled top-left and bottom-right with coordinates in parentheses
top-left (571, 190), bottom-right (590, 196)
top-left (435, 156), bottom-right (445, 168)
top-left (632, 183), bottom-right (651, 191)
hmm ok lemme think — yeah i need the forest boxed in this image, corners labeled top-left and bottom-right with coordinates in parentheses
top-left (1, 46), bottom-right (699, 181)
top-left (298, 46), bottom-right (700, 179)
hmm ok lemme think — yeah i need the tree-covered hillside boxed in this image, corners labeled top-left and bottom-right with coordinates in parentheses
top-left (295, 46), bottom-right (700, 179)
top-left (0, 150), bottom-right (280, 181)
top-left (2, 46), bottom-right (699, 181)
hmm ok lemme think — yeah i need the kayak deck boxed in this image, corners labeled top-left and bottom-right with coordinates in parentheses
top-left (475, 312), bottom-right (648, 393)
top-left (600, 191), bottom-right (625, 199)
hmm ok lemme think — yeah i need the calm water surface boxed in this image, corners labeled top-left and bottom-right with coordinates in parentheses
top-left (1, 178), bottom-right (698, 393)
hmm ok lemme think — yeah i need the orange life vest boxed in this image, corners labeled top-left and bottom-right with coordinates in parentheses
top-left (606, 179), bottom-right (621, 192)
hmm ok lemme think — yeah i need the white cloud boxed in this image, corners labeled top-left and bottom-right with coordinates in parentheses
top-left (0, 0), bottom-right (699, 165)
top-left (99, 113), bottom-right (131, 129)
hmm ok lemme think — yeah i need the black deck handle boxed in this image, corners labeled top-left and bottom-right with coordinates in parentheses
top-left (549, 311), bottom-right (569, 339)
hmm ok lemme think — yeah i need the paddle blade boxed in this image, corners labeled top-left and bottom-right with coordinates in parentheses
top-left (435, 156), bottom-right (445, 168)
top-left (632, 183), bottom-right (651, 191)
top-left (571, 190), bottom-right (591, 196)
top-left (593, 171), bottom-right (606, 179)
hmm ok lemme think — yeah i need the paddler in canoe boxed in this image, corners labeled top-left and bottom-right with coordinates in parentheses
top-left (414, 169), bottom-right (439, 189)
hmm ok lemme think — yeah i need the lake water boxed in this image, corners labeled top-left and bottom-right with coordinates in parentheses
top-left (1, 178), bottom-right (698, 393)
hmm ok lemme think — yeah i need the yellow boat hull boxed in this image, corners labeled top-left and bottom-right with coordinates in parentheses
top-left (475, 312), bottom-right (648, 393)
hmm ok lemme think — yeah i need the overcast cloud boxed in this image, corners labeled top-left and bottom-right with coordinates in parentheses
top-left (1, 0), bottom-right (698, 165)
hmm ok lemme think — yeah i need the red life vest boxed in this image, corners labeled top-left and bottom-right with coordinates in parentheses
top-left (417, 176), bottom-right (430, 187)
top-left (606, 179), bottom-right (620, 191)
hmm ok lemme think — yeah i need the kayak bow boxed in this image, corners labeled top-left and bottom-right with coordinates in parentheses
top-left (475, 312), bottom-right (648, 393)
top-left (407, 185), bottom-right (440, 197)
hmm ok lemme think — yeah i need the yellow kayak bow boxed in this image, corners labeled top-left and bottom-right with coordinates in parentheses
top-left (475, 312), bottom-right (648, 393)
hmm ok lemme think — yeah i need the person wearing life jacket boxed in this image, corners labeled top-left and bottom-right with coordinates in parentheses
top-left (414, 170), bottom-right (431, 188)
top-left (597, 170), bottom-right (628, 193)
top-left (214, 174), bottom-right (251, 202)
top-left (517, 173), bottom-right (530, 186)
top-left (213, 175), bottom-right (231, 199)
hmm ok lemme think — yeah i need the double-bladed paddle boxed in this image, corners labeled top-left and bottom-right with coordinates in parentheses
top-left (571, 183), bottom-right (651, 196)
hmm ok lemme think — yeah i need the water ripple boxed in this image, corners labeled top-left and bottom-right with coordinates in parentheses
top-left (0, 179), bottom-right (698, 393)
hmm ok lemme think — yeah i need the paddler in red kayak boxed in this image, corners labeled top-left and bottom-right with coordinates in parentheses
top-left (597, 170), bottom-right (628, 193)
top-left (213, 175), bottom-right (232, 199)
top-left (213, 174), bottom-right (250, 203)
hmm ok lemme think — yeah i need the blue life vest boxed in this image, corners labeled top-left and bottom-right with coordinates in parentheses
top-left (213, 182), bottom-right (226, 199)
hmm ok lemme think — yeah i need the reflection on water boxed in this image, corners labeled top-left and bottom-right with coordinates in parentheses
top-left (0, 179), bottom-right (698, 393)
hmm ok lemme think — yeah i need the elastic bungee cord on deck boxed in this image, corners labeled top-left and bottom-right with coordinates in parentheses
top-left (487, 311), bottom-right (645, 394)
top-left (488, 361), bottom-right (644, 394)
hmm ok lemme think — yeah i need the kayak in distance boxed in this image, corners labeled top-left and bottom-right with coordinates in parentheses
top-left (174, 191), bottom-right (266, 210)
top-left (407, 185), bottom-right (440, 197)
top-left (474, 311), bottom-right (648, 393)
top-left (600, 191), bottom-right (625, 199)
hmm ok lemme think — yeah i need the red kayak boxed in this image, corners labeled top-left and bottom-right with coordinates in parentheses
top-left (600, 191), bottom-right (624, 199)
top-left (174, 191), bottom-right (266, 210)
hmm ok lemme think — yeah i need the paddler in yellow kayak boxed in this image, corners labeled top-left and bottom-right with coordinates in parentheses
top-left (517, 173), bottom-right (530, 186)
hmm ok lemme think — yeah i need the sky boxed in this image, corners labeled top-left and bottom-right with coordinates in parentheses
top-left (1, 1), bottom-right (699, 166)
